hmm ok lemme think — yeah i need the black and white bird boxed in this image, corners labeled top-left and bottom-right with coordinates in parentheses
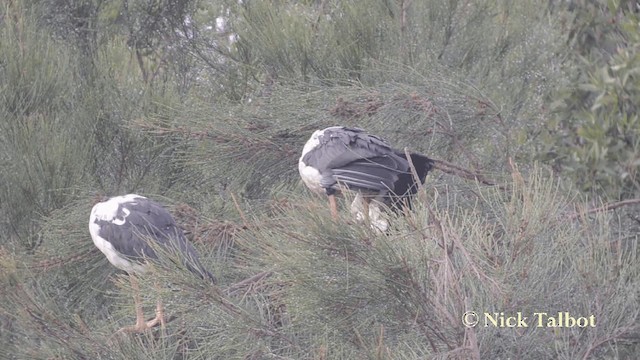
top-left (89, 194), bottom-right (215, 333)
top-left (298, 126), bottom-right (433, 231)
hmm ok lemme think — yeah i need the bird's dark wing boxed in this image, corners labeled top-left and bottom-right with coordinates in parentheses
top-left (303, 127), bottom-right (410, 192)
top-left (94, 198), bottom-right (215, 282)
top-left (332, 155), bottom-right (408, 191)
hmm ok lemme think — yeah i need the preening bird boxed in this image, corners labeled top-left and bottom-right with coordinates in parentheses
top-left (89, 194), bottom-right (215, 333)
top-left (298, 126), bottom-right (433, 231)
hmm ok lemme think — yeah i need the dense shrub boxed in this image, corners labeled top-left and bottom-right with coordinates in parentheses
top-left (1, 0), bottom-right (638, 358)
top-left (541, 1), bottom-right (640, 198)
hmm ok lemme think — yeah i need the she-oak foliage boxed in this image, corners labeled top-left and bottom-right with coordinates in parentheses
top-left (0, 0), bottom-right (638, 359)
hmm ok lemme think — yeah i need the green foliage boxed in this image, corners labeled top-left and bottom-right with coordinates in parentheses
top-left (234, 0), bottom-right (395, 81)
top-left (2, 168), bottom-right (638, 358)
top-left (0, 2), bottom-right (94, 248)
top-left (542, 1), bottom-right (640, 198)
top-left (0, 0), bottom-right (204, 247)
top-left (1, 0), bottom-right (639, 358)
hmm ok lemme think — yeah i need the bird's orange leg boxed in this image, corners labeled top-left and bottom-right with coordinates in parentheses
top-left (362, 197), bottom-right (371, 225)
top-left (117, 275), bottom-right (149, 333)
top-left (328, 194), bottom-right (338, 219)
top-left (156, 298), bottom-right (166, 328)
top-left (145, 282), bottom-right (165, 329)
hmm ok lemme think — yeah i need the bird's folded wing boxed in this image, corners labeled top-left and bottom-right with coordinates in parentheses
top-left (305, 130), bottom-right (391, 168)
top-left (331, 156), bottom-right (406, 191)
top-left (96, 213), bottom-right (164, 261)
top-left (96, 204), bottom-right (187, 258)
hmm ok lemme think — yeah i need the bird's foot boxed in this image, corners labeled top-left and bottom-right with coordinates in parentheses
top-left (145, 313), bottom-right (165, 329)
top-left (115, 315), bottom-right (164, 334)
top-left (116, 322), bottom-right (150, 334)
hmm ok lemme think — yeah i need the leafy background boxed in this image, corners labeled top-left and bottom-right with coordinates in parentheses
top-left (0, 0), bottom-right (638, 358)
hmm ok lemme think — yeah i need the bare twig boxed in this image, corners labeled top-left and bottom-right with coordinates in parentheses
top-left (312, 0), bottom-right (328, 33)
top-left (225, 270), bottom-right (274, 296)
top-left (230, 192), bottom-right (251, 229)
top-left (31, 248), bottom-right (96, 270)
top-left (570, 198), bottom-right (640, 219)
top-left (404, 147), bottom-right (425, 193)
top-left (463, 297), bottom-right (481, 360)
top-left (376, 324), bottom-right (386, 358)
top-left (135, 49), bottom-right (148, 84)
top-left (581, 322), bottom-right (639, 360)
top-left (432, 158), bottom-right (508, 190)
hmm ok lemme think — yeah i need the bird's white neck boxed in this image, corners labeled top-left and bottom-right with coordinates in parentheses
top-left (300, 129), bottom-right (323, 160)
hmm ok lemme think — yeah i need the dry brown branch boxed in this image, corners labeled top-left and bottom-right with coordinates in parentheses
top-left (329, 95), bottom-right (383, 120)
top-left (427, 205), bottom-right (452, 254)
top-left (445, 215), bottom-right (504, 298)
top-left (581, 322), bottom-right (640, 360)
top-left (225, 270), bottom-right (274, 296)
top-left (508, 157), bottom-right (524, 189)
top-left (375, 324), bottom-right (386, 358)
top-left (135, 49), bottom-right (148, 84)
top-left (432, 158), bottom-right (508, 190)
top-left (463, 297), bottom-right (481, 360)
top-left (231, 192), bottom-right (251, 230)
top-left (570, 198), bottom-right (640, 219)
top-left (131, 121), bottom-right (300, 156)
top-left (433, 120), bottom-right (481, 167)
top-left (404, 147), bottom-right (425, 194)
top-left (31, 248), bottom-right (97, 271)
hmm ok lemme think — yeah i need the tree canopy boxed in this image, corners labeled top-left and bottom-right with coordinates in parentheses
top-left (1, 0), bottom-right (638, 358)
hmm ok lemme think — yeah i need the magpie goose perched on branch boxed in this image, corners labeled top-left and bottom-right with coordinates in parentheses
top-left (298, 126), bottom-right (433, 231)
top-left (89, 194), bottom-right (215, 333)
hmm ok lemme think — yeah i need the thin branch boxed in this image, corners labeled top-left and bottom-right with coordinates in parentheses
top-left (225, 270), bottom-right (274, 296)
top-left (570, 198), bottom-right (640, 219)
top-left (432, 158), bottom-right (508, 190)
top-left (135, 49), bottom-right (148, 84)
top-left (404, 147), bottom-right (424, 193)
top-left (312, 0), bottom-right (328, 33)
top-left (230, 192), bottom-right (250, 229)
top-left (31, 248), bottom-right (97, 270)
top-left (581, 322), bottom-right (639, 360)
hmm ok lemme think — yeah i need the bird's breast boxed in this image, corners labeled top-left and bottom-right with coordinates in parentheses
top-left (89, 220), bottom-right (146, 273)
top-left (298, 159), bottom-right (325, 194)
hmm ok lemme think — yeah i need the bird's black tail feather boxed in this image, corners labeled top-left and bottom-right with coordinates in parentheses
top-left (408, 153), bottom-right (434, 183)
top-left (184, 261), bottom-right (217, 284)
top-left (165, 236), bottom-right (216, 285)
top-left (390, 152), bottom-right (434, 211)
